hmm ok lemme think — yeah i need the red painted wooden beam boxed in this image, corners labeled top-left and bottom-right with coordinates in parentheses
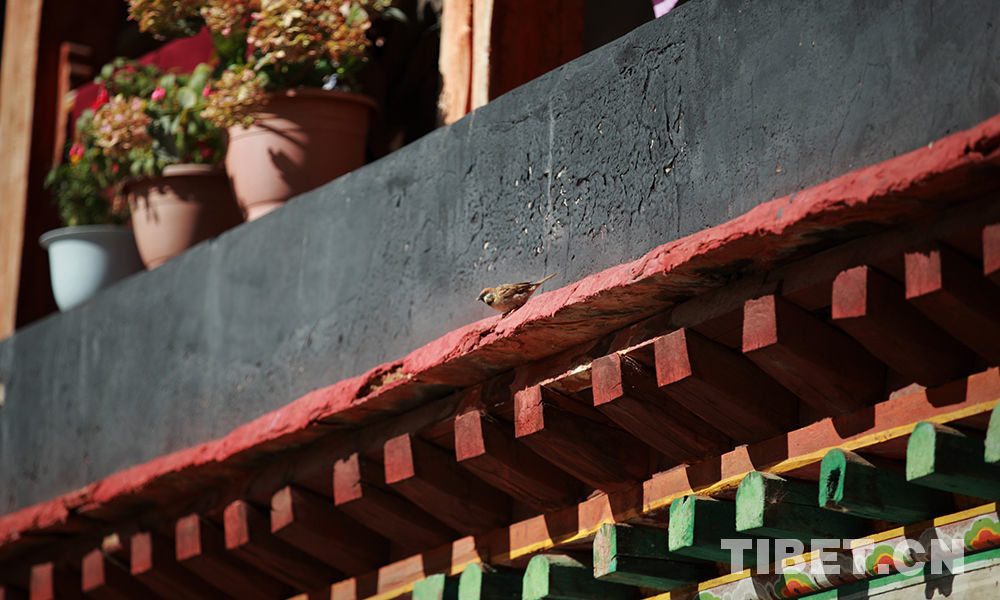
top-left (985, 222), bottom-right (1000, 285)
top-left (454, 408), bottom-right (583, 511)
top-left (0, 585), bottom-right (28, 600)
top-left (905, 242), bottom-right (1000, 364)
top-left (742, 294), bottom-right (884, 415)
top-left (654, 328), bottom-right (797, 440)
top-left (514, 385), bottom-right (650, 492)
top-left (592, 352), bottom-right (730, 461)
top-left (333, 452), bottom-right (456, 553)
top-left (383, 433), bottom-right (510, 534)
top-left (270, 485), bottom-right (386, 575)
top-left (80, 548), bottom-right (154, 600)
top-left (129, 531), bottom-right (223, 600)
top-left (224, 499), bottom-right (340, 591)
top-left (175, 513), bottom-right (291, 600)
top-left (832, 265), bottom-right (972, 387)
top-left (29, 563), bottom-right (82, 600)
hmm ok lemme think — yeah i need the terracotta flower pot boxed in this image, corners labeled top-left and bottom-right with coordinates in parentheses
top-left (225, 88), bottom-right (376, 221)
top-left (39, 225), bottom-right (144, 311)
top-left (126, 164), bottom-right (244, 268)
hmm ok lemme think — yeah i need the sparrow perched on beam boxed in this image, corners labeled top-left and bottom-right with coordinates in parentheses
top-left (478, 273), bottom-right (557, 317)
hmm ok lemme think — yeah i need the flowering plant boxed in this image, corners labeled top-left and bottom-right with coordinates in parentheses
top-left (45, 58), bottom-right (225, 225)
top-left (126, 0), bottom-right (394, 128)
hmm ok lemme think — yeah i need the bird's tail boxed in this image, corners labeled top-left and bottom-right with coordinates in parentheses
top-left (534, 273), bottom-right (557, 286)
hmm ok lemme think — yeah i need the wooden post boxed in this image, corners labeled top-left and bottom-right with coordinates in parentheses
top-left (454, 408), bottom-right (582, 511)
top-left (0, 0), bottom-right (44, 338)
top-left (735, 471), bottom-right (866, 542)
top-left (333, 451), bottom-right (455, 552)
top-left (654, 328), bottom-right (797, 440)
top-left (80, 548), bottom-right (154, 600)
top-left (819, 448), bottom-right (951, 523)
top-left (831, 265), bottom-right (972, 386)
top-left (224, 499), bottom-right (339, 591)
top-left (906, 421), bottom-right (1000, 498)
top-left (591, 352), bottom-right (730, 462)
top-left (383, 432), bottom-right (509, 534)
top-left (522, 554), bottom-right (636, 600)
top-left (592, 523), bottom-right (713, 591)
top-left (0, 585), bottom-right (27, 600)
top-left (412, 573), bottom-right (459, 600)
top-left (905, 243), bottom-right (1000, 364)
top-left (457, 563), bottom-right (522, 600)
top-left (984, 222), bottom-right (1000, 285)
top-left (439, 0), bottom-right (472, 124)
top-left (270, 485), bottom-right (387, 575)
top-left (175, 513), bottom-right (291, 600)
top-left (742, 294), bottom-right (883, 414)
top-left (130, 531), bottom-right (220, 600)
top-left (668, 495), bottom-right (756, 565)
top-left (514, 385), bottom-right (650, 492)
top-left (438, 0), bottom-right (585, 123)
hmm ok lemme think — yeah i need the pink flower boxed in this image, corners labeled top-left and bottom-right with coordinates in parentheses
top-left (202, 84), bottom-right (212, 98)
top-left (91, 87), bottom-right (109, 111)
top-left (69, 142), bottom-right (84, 163)
top-left (201, 147), bottom-right (213, 160)
top-left (151, 87), bottom-right (166, 101)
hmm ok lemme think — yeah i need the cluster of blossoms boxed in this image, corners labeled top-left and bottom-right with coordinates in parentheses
top-left (92, 96), bottom-right (154, 160)
top-left (200, 64), bottom-right (269, 128)
top-left (127, 0), bottom-right (206, 38)
top-left (201, 0), bottom-right (258, 36)
top-left (248, 0), bottom-right (375, 66)
top-left (127, 0), bottom-right (390, 128)
top-left (46, 59), bottom-right (225, 225)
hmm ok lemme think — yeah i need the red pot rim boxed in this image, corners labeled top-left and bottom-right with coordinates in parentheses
top-left (270, 87), bottom-right (378, 110)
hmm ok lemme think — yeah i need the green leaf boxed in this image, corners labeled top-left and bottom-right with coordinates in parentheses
top-left (188, 64), bottom-right (210, 95)
top-left (383, 7), bottom-right (408, 22)
top-left (158, 73), bottom-right (177, 90)
top-left (176, 87), bottom-right (197, 110)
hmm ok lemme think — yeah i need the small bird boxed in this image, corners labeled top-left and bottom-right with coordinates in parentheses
top-left (478, 273), bottom-right (557, 317)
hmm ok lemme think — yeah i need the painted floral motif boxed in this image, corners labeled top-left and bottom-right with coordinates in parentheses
top-left (864, 543), bottom-right (916, 576)
top-left (772, 572), bottom-right (820, 598)
top-left (963, 518), bottom-right (1000, 551)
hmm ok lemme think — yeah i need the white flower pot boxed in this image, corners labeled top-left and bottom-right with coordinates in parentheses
top-left (39, 225), bottom-right (144, 311)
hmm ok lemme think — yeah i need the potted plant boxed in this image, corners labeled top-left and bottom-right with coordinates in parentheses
top-left (127, 0), bottom-right (393, 220)
top-left (42, 118), bottom-right (144, 312)
top-left (87, 58), bottom-right (243, 268)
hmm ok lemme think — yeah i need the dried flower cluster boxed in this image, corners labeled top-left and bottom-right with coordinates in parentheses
top-left (201, 0), bottom-right (259, 36)
top-left (249, 0), bottom-right (374, 66)
top-left (200, 64), bottom-right (269, 128)
top-left (127, 0), bottom-right (205, 38)
top-left (92, 96), bottom-right (154, 160)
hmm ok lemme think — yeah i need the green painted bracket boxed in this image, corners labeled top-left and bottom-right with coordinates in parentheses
top-left (985, 402), bottom-right (1000, 465)
top-left (906, 421), bottom-right (1000, 499)
top-left (522, 554), bottom-right (637, 600)
top-left (592, 523), bottom-right (715, 591)
top-left (457, 563), bottom-right (521, 600)
top-left (819, 448), bottom-right (951, 523)
top-left (668, 495), bottom-right (758, 564)
top-left (413, 573), bottom-right (459, 600)
top-left (735, 471), bottom-right (867, 541)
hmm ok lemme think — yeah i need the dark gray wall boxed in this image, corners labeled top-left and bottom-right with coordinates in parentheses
top-left (4, 0), bottom-right (1000, 513)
